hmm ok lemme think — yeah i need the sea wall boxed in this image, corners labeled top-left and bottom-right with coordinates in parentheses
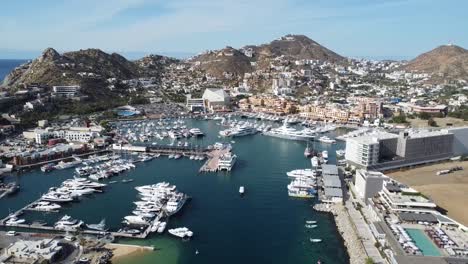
top-left (314, 203), bottom-right (367, 264)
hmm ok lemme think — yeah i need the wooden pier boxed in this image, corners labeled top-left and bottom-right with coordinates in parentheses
top-left (146, 144), bottom-right (209, 157)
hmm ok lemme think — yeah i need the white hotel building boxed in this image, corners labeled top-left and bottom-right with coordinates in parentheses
top-left (345, 131), bottom-right (398, 168)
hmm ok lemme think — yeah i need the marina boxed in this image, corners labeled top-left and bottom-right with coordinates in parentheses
top-left (0, 117), bottom-right (350, 264)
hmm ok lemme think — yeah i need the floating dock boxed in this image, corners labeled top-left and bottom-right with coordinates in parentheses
top-left (199, 148), bottom-right (231, 172)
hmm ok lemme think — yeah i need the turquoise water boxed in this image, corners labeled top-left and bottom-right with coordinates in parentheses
top-left (117, 110), bottom-right (139, 117)
top-left (1, 119), bottom-right (350, 264)
top-left (405, 228), bottom-right (441, 256)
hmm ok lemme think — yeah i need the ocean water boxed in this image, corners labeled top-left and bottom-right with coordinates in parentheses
top-left (0, 59), bottom-right (27, 81)
top-left (0, 119), bottom-right (350, 264)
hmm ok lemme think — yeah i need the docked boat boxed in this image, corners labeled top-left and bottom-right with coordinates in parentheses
top-left (304, 144), bottom-right (312, 158)
top-left (218, 153), bottom-right (237, 171)
top-left (318, 136), bottom-right (336, 144)
top-left (189, 128), bottom-right (204, 137)
top-left (311, 156), bottom-right (320, 167)
top-left (30, 201), bottom-right (61, 212)
top-left (123, 215), bottom-right (150, 226)
top-left (219, 126), bottom-right (257, 137)
top-left (5, 217), bottom-right (26, 226)
top-left (157, 222), bottom-right (167, 233)
top-left (168, 227), bottom-right (193, 238)
top-left (54, 215), bottom-right (83, 231)
top-left (165, 195), bottom-right (187, 216)
top-left (263, 121), bottom-right (315, 141)
top-left (322, 150), bottom-right (329, 164)
top-left (86, 219), bottom-right (107, 231)
top-left (55, 159), bottom-right (82, 170)
top-left (286, 169), bottom-right (317, 179)
top-left (41, 192), bottom-right (74, 203)
top-left (41, 163), bottom-right (56, 173)
top-left (336, 149), bottom-right (345, 157)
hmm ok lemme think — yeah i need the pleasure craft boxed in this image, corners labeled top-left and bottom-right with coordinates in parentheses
top-left (263, 122), bottom-right (315, 141)
top-left (30, 201), bottom-right (61, 212)
top-left (157, 222), bottom-right (167, 233)
top-left (165, 195), bottom-right (187, 216)
top-left (123, 215), bottom-right (150, 226)
top-left (189, 128), bottom-right (204, 137)
top-left (310, 238), bottom-right (322, 243)
top-left (336, 149), bottom-right (345, 157)
top-left (5, 217), bottom-right (26, 225)
top-left (41, 192), bottom-right (74, 203)
top-left (239, 186), bottom-right (245, 195)
top-left (168, 227), bottom-right (193, 238)
top-left (286, 169), bottom-right (317, 178)
top-left (322, 150), bottom-right (329, 164)
top-left (55, 159), bottom-right (82, 170)
top-left (218, 153), bottom-right (237, 171)
top-left (86, 219), bottom-right (107, 231)
top-left (311, 156), bottom-right (319, 167)
top-left (318, 136), bottom-right (336, 144)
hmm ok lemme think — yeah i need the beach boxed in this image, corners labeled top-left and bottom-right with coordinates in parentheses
top-left (388, 160), bottom-right (468, 226)
top-left (105, 243), bottom-right (153, 261)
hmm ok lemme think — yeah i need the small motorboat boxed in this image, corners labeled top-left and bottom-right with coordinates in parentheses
top-left (310, 238), bottom-right (322, 243)
top-left (239, 186), bottom-right (245, 195)
top-left (305, 224), bottom-right (318, 229)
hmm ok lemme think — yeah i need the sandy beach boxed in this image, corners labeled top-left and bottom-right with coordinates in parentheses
top-left (105, 243), bottom-right (154, 261)
top-left (388, 160), bottom-right (468, 226)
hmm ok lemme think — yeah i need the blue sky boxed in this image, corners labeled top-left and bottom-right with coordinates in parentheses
top-left (0, 0), bottom-right (467, 59)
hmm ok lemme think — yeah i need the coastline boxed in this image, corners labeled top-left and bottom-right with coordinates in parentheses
top-left (314, 203), bottom-right (367, 264)
top-left (105, 243), bottom-right (154, 262)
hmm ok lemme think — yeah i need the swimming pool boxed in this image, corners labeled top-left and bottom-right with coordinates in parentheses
top-left (405, 228), bottom-right (442, 256)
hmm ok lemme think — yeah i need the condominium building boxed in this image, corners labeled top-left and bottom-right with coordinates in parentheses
top-left (52, 85), bottom-right (80, 98)
top-left (345, 132), bottom-right (398, 167)
top-left (379, 181), bottom-right (437, 213)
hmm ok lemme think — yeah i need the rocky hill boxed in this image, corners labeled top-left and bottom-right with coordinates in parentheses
top-left (189, 46), bottom-right (253, 79)
top-left (249, 34), bottom-right (345, 62)
top-left (135, 54), bottom-right (180, 76)
top-left (403, 44), bottom-right (468, 81)
top-left (189, 34), bottom-right (345, 78)
top-left (2, 48), bottom-right (141, 89)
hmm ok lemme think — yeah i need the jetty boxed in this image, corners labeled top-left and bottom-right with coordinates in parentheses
top-left (199, 147), bottom-right (231, 172)
top-left (147, 144), bottom-right (208, 157)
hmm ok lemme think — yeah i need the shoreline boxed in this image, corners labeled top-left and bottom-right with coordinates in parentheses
top-left (314, 203), bottom-right (367, 264)
top-left (105, 243), bottom-right (154, 262)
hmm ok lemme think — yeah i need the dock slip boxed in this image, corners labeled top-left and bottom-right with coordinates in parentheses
top-left (199, 148), bottom-right (231, 172)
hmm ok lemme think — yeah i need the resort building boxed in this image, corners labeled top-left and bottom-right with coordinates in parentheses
top-left (379, 181), bottom-right (437, 214)
top-left (354, 170), bottom-right (388, 202)
top-left (186, 95), bottom-right (206, 112)
top-left (24, 128), bottom-right (100, 144)
top-left (345, 130), bottom-right (454, 171)
top-left (443, 126), bottom-right (468, 156)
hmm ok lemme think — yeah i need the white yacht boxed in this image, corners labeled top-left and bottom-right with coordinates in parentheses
top-left (218, 153), bottom-right (237, 171)
top-left (5, 217), bottom-right (26, 226)
top-left (168, 227), bottom-right (193, 238)
top-left (286, 169), bottom-right (317, 178)
top-left (165, 195), bottom-right (187, 216)
top-left (86, 219), bottom-right (107, 231)
top-left (55, 159), bottom-right (82, 170)
top-left (41, 192), bottom-right (74, 203)
top-left (30, 201), bottom-right (61, 212)
top-left (157, 222), bottom-right (167, 233)
top-left (220, 126), bottom-right (257, 137)
top-left (336, 149), bottom-right (345, 157)
top-left (189, 128), bottom-right (204, 137)
top-left (263, 122), bottom-right (315, 141)
top-left (287, 184), bottom-right (315, 198)
top-left (318, 136), bottom-right (336, 144)
top-left (54, 215), bottom-right (83, 231)
top-left (168, 130), bottom-right (182, 139)
top-left (311, 156), bottom-right (319, 167)
top-left (123, 215), bottom-right (150, 226)
top-left (322, 150), bottom-right (329, 164)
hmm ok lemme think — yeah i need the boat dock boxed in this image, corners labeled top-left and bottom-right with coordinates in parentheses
top-left (199, 148), bottom-right (231, 172)
top-left (142, 144), bottom-right (209, 157)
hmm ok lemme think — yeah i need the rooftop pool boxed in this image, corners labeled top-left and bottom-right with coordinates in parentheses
top-left (405, 228), bottom-right (442, 256)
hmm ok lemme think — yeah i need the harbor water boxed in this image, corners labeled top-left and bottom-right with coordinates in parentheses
top-left (0, 118), bottom-right (350, 264)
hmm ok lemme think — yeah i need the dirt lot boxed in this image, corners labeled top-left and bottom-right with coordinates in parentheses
top-left (388, 160), bottom-right (468, 226)
top-left (408, 117), bottom-right (468, 128)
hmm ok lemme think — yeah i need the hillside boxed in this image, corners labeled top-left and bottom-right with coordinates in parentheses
top-left (189, 34), bottom-right (345, 78)
top-left (403, 44), bottom-right (468, 81)
top-left (249, 34), bottom-right (345, 62)
top-left (189, 46), bottom-right (253, 79)
top-left (2, 48), bottom-right (141, 89)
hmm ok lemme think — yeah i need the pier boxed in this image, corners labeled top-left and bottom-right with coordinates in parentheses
top-left (146, 144), bottom-right (209, 157)
top-left (199, 148), bottom-right (231, 172)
